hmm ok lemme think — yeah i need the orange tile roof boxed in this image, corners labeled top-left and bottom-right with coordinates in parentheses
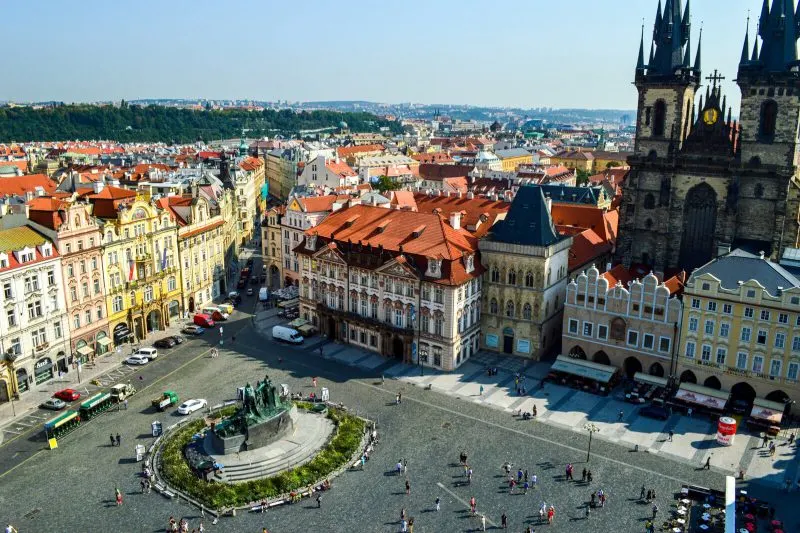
top-left (181, 219), bottom-right (225, 239)
top-left (413, 193), bottom-right (510, 238)
top-left (663, 272), bottom-right (686, 295)
top-left (568, 228), bottom-right (612, 271)
top-left (239, 156), bottom-right (264, 171)
top-left (26, 197), bottom-right (69, 230)
top-left (295, 195), bottom-right (339, 213)
top-left (411, 152), bottom-right (454, 164)
top-left (550, 204), bottom-right (618, 243)
top-left (0, 160), bottom-right (28, 172)
top-left (0, 174), bottom-right (56, 197)
top-left (326, 160), bottom-right (357, 177)
top-left (390, 191), bottom-right (417, 209)
top-left (336, 144), bottom-right (385, 158)
top-left (601, 264), bottom-right (634, 287)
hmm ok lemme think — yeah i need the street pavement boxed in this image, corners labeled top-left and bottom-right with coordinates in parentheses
top-left (254, 309), bottom-right (800, 492)
top-left (1, 247), bottom-right (798, 532)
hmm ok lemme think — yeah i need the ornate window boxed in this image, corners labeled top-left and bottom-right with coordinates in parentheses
top-left (490, 267), bottom-right (500, 283)
top-left (653, 99), bottom-right (667, 137)
top-left (505, 300), bottom-right (515, 318)
top-left (525, 271), bottom-right (534, 287)
top-left (759, 100), bottom-right (778, 138)
top-left (507, 269), bottom-right (516, 285)
top-left (522, 303), bottom-right (532, 320)
top-left (610, 317), bottom-right (627, 341)
top-left (490, 298), bottom-right (498, 314)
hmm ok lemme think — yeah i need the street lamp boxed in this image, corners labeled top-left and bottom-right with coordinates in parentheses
top-left (584, 422), bottom-right (600, 462)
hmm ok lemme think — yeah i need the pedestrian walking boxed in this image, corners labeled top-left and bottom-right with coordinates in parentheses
top-left (403, 458), bottom-right (408, 474)
top-left (581, 467), bottom-right (587, 482)
top-left (531, 473), bottom-right (538, 488)
top-left (435, 497), bottom-right (440, 512)
top-left (547, 506), bottom-right (555, 524)
top-left (788, 433), bottom-right (795, 445)
top-left (316, 494), bottom-right (321, 508)
top-left (704, 456), bottom-right (711, 470)
top-left (115, 488), bottom-right (123, 506)
top-left (618, 410), bottom-right (624, 421)
top-left (398, 392), bottom-right (402, 403)
top-left (124, 399), bottom-right (128, 410)
top-left (586, 470), bottom-right (593, 483)
top-left (585, 503), bottom-right (591, 519)
top-left (640, 485), bottom-right (646, 500)
top-left (312, 377), bottom-right (317, 388)
top-left (524, 469), bottom-right (528, 482)
top-left (565, 463), bottom-right (573, 481)
top-left (479, 385), bottom-right (484, 396)
top-left (408, 517), bottom-right (414, 533)
top-left (646, 489), bottom-right (652, 502)
top-left (400, 518), bottom-right (407, 533)
top-left (538, 502), bottom-right (546, 522)
top-left (467, 468), bottom-right (473, 484)
top-left (761, 434), bottom-right (770, 448)
top-left (668, 430), bottom-right (673, 441)
top-left (501, 511), bottom-right (508, 529)
top-left (469, 496), bottom-right (476, 515)
top-left (651, 489), bottom-right (656, 500)
top-left (110, 433), bottom-right (115, 447)
top-left (509, 478), bottom-right (516, 494)
top-left (652, 503), bottom-right (659, 520)
top-left (517, 468), bottom-right (523, 482)
top-left (481, 514), bottom-right (486, 531)
top-left (141, 479), bottom-right (147, 493)
top-left (405, 479), bottom-right (410, 495)
top-left (115, 433), bottom-right (121, 447)
top-left (198, 521), bottom-right (204, 533)
top-left (5, 524), bottom-right (18, 533)
top-left (396, 461), bottom-right (403, 474)
top-left (523, 480), bottom-right (529, 494)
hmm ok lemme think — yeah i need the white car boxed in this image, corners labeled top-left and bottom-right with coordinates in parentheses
top-left (133, 347), bottom-right (158, 360)
top-left (125, 355), bottom-right (150, 366)
top-left (177, 398), bottom-right (207, 415)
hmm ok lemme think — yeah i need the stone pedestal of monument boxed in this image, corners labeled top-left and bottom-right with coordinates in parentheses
top-left (209, 405), bottom-right (296, 454)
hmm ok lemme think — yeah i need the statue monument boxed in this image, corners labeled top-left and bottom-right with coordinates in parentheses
top-left (209, 374), bottom-right (295, 454)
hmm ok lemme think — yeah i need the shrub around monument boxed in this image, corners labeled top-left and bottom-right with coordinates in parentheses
top-left (159, 406), bottom-right (365, 509)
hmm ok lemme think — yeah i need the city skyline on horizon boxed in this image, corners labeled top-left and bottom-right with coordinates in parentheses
top-left (0, 0), bottom-right (770, 112)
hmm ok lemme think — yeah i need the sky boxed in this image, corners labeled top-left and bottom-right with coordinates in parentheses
top-left (3, 0), bottom-right (764, 110)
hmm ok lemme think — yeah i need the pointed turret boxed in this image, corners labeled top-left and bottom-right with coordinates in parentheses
top-left (740, 20), bottom-right (750, 65)
top-left (694, 28), bottom-right (702, 72)
top-left (637, 25), bottom-right (646, 72)
top-left (683, 33), bottom-right (692, 67)
top-left (746, 0), bottom-right (799, 75)
top-left (759, 0), bottom-right (770, 38)
top-left (751, 32), bottom-right (760, 61)
top-left (645, 0), bottom-right (696, 81)
top-left (682, 0), bottom-right (691, 31)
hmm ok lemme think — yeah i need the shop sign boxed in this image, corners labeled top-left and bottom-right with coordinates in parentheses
top-left (35, 358), bottom-right (52, 370)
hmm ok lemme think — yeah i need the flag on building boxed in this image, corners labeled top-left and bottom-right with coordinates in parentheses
top-left (128, 258), bottom-right (135, 281)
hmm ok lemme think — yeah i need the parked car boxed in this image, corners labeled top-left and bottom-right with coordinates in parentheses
top-left (53, 389), bottom-right (81, 402)
top-left (193, 313), bottom-right (215, 328)
top-left (237, 279), bottom-right (246, 289)
top-left (40, 398), bottom-right (67, 411)
top-left (640, 404), bottom-right (670, 420)
top-left (182, 325), bottom-right (205, 335)
top-left (251, 277), bottom-right (259, 285)
top-left (153, 338), bottom-right (176, 349)
top-left (125, 355), bottom-right (150, 366)
top-left (177, 398), bottom-right (208, 415)
top-left (246, 288), bottom-right (254, 296)
top-left (134, 347), bottom-right (159, 360)
top-left (169, 335), bottom-right (185, 345)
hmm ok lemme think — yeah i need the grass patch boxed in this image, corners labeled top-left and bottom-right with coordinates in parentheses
top-left (159, 405), bottom-right (365, 509)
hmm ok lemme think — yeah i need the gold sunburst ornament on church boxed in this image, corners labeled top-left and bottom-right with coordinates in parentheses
top-left (703, 108), bottom-right (719, 125)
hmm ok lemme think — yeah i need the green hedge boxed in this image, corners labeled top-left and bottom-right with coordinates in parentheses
top-left (159, 407), bottom-right (365, 509)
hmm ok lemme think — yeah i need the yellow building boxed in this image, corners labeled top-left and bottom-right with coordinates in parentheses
top-left (89, 187), bottom-right (182, 344)
top-left (678, 249), bottom-right (800, 409)
top-left (159, 194), bottom-right (227, 313)
top-left (495, 148), bottom-right (533, 172)
top-left (549, 150), bottom-right (594, 172)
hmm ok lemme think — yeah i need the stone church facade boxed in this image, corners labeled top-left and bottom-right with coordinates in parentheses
top-left (617, 0), bottom-right (800, 275)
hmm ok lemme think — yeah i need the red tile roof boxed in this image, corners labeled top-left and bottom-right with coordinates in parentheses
top-left (0, 160), bottom-right (28, 173)
top-left (601, 264), bottom-right (634, 287)
top-left (0, 174), bottom-right (56, 197)
top-left (326, 160), bottom-right (357, 177)
top-left (413, 193), bottom-right (510, 238)
top-left (26, 197), bottom-right (68, 230)
top-left (419, 163), bottom-right (473, 180)
top-left (293, 195), bottom-right (339, 213)
top-left (568, 228), bottom-right (612, 271)
top-left (336, 144), bottom-right (385, 158)
top-left (550, 204), bottom-right (618, 243)
top-left (240, 156), bottom-right (264, 172)
top-left (411, 152), bottom-right (454, 164)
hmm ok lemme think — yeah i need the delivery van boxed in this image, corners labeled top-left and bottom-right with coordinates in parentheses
top-left (218, 303), bottom-right (234, 315)
top-left (259, 287), bottom-right (269, 302)
top-left (193, 313), bottom-right (215, 328)
top-left (201, 306), bottom-right (229, 320)
top-left (272, 325), bottom-right (304, 345)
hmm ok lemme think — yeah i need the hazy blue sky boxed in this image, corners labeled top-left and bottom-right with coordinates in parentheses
top-left (4, 0), bottom-right (762, 110)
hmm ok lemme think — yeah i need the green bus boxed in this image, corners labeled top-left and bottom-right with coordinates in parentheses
top-left (78, 392), bottom-right (113, 420)
top-left (44, 410), bottom-right (80, 439)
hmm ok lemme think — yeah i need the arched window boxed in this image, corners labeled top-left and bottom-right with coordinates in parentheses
top-left (760, 100), bottom-right (778, 138)
top-left (644, 193), bottom-right (655, 209)
top-left (525, 271), bottom-right (534, 287)
top-left (507, 269), bottom-right (516, 285)
top-left (547, 267), bottom-right (552, 285)
top-left (129, 291), bottom-right (136, 307)
top-left (522, 303), bottom-right (532, 320)
top-left (505, 300), bottom-right (515, 318)
top-left (490, 298), bottom-right (498, 314)
top-left (754, 183), bottom-right (764, 198)
top-left (653, 99), bottom-right (667, 137)
top-left (490, 267), bottom-right (500, 283)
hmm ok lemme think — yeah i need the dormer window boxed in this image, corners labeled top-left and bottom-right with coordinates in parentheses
top-left (15, 247), bottom-right (35, 264)
top-left (426, 257), bottom-right (442, 277)
top-left (465, 254), bottom-right (475, 273)
top-left (40, 244), bottom-right (53, 258)
top-left (0, 253), bottom-right (7, 269)
top-left (306, 233), bottom-right (318, 251)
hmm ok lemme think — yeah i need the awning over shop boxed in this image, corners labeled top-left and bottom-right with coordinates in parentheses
top-left (550, 355), bottom-right (617, 384)
top-left (113, 324), bottom-right (131, 340)
top-left (749, 398), bottom-right (784, 424)
top-left (76, 345), bottom-right (94, 356)
top-left (96, 337), bottom-right (113, 346)
top-left (674, 382), bottom-right (730, 411)
top-left (633, 372), bottom-right (668, 388)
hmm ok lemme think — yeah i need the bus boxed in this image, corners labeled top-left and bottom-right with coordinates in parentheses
top-left (78, 392), bottom-right (113, 421)
top-left (44, 410), bottom-right (80, 439)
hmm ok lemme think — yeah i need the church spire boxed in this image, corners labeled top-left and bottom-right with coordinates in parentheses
top-left (751, 29), bottom-right (760, 61)
top-left (694, 27), bottom-right (702, 72)
top-left (637, 24), bottom-right (646, 72)
top-left (683, 32), bottom-right (692, 67)
top-left (740, 17), bottom-right (750, 65)
top-left (645, 0), bottom-right (696, 81)
top-left (749, 0), bottom-right (799, 73)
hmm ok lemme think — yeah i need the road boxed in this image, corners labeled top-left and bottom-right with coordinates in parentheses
top-left (0, 250), bottom-right (796, 532)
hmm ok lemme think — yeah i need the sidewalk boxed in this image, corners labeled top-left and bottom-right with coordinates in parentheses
top-left (0, 320), bottom-right (189, 438)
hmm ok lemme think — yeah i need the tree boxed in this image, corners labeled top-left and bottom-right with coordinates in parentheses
top-left (374, 175), bottom-right (400, 193)
top-left (575, 169), bottom-right (591, 186)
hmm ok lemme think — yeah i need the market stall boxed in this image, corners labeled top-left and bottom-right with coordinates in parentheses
top-left (746, 397), bottom-right (784, 436)
top-left (547, 355), bottom-right (619, 395)
top-left (627, 372), bottom-right (669, 403)
top-left (671, 382), bottom-right (730, 417)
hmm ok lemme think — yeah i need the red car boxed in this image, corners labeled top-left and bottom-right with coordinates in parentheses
top-left (53, 388), bottom-right (81, 402)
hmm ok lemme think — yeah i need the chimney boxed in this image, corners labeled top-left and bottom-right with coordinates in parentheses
top-left (93, 181), bottom-right (105, 194)
top-left (449, 211), bottom-right (462, 230)
top-left (606, 262), bottom-right (612, 272)
top-left (466, 192), bottom-right (474, 199)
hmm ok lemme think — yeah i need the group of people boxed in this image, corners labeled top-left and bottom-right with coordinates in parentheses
top-left (640, 485), bottom-right (657, 503)
top-left (109, 433), bottom-right (121, 447)
top-left (166, 516), bottom-right (203, 532)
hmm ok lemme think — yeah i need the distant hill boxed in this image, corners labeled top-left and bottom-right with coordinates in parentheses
top-left (0, 104), bottom-right (402, 143)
